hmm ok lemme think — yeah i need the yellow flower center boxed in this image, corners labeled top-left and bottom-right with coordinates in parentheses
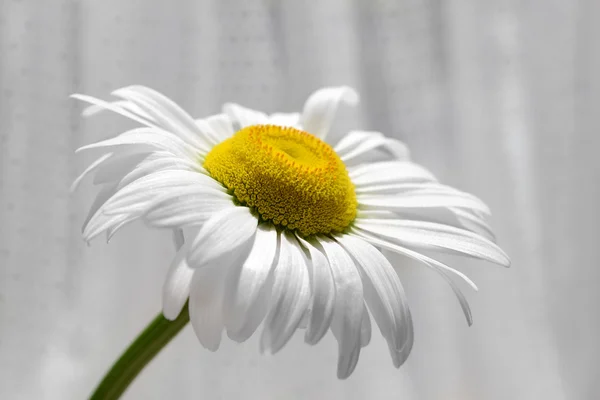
top-left (203, 125), bottom-right (357, 237)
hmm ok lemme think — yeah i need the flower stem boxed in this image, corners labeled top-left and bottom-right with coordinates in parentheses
top-left (90, 302), bottom-right (190, 400)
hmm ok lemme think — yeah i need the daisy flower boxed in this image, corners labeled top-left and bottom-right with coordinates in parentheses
top-left (73, 85), bottom-right (509, 379)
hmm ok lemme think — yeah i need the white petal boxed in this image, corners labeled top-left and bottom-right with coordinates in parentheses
top-left (358, 193), bottom-right (490, 215)
top-left (92, 151), bottom-right (152, 186)
top-left (296, 237), bottom-right (336, 345)
top-left (335, 130), bottom-right (410, 162)
top-left (112, 86), bottom-right (211, 151)
top-left (187, 207), bottom-right (258, 268)
top-left (450, 207), bottom-right (496, 240)
top-left (98, 170), bottom-right (223, 217)
top-left (144, 194), bottom-right (235, 228)
top-left (261, 232), bottom-right (310, 354)
top-left (300, 86), bottom-right (358, 140)
top-left (318, 237), bottom-right (363, 379)
top-left (72, 94), bottom-right (158, 127)
top-left (222, 103), bottom-right (269, 129)
top-left (71, 153), bottom-right (113, 192)
top-left (204, 113), bottom-right (235, 142)
top-left (268, 112), bottom-right (301, 127)
top-left (82, 183), bottom-right (118, 236)
top-left (82, 99), bottom-right (152, 120)
top-left (358, 206), bottom-right (496, 241)
top-left (355, 182), bottom-right (476, 196)
top-left (163, 241), bottom-right (194, 320)
top-left (76, 127), bottom-right (198, 159)
top-left (189, 265), bottom-right (228, 351)
top-left (112, 153), bottom-right (213, 192)
top-left (355, 219), bottom-right (509, 266)
top-left (351, 229), bottom-right (475, 325)
top-left (224, 224), bottom-right (279, 342)
top-left (336, 234), bottom-right (412, 355)
top-left (350, 161), bottom-right (437, 186)
top-left (85, 213), bottom-right (132, 243)
top-left (389, 306), bottom-right (414, 367)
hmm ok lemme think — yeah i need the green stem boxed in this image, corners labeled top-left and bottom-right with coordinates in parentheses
top-left (90, 302), bottom-right (190, 400)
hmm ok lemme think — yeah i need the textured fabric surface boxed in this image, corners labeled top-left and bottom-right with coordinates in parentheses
top-left (1, 1), bottom-right (598, 399)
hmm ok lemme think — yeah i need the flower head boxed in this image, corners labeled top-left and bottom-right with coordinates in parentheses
top-left (73, 85), bottom-right (509, 379)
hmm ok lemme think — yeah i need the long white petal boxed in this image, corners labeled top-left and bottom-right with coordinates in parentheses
top-left (351, 229), bottom-right (475, 325)
top-left (296, 237), bottom-right (336, 345)
top-left (336, 234), bottom-right (412, 356)
top-left (82, 99), bottom-right (152, 120)
top-left (300, 86), bottom-right (358, 140)
top-left (358, 206), bottom-right (496, 241)
top-left (204, 113), bottom-right (235, 143)
top-left (268, 112), bottom-right (301, 127)
top-left (163, 241), bottom-right (194, 320)
top-left (260, 232), bottom-right (310, 354)
top-left (98, 170), bottom-right (224, 216)
top-left (71, 153), bottom-right (113, 192)
top-left (189, 265), bottom-right (228, 351)
top-left (112, 153), bottom-right (214, 192)
top-left (187, 207), bottom-right (258, 268)
top-left (358, 193), bottom-right (490, 215)
top-left (144, 194), bottom-right (235, 228)
top-left (335, 130), bottom-right (410, 162)
top-left (72, 94), bottom-right (158, 127)
top-left (450, 207), bottom-right (496, 240)
top-left (222, 103), bottom-right (269, 129)
top-left (81, 183), bottom-right (118, 235)
top-left (112, 86), bottom-right (212, 151)
top-left (92, 151), bottom-right (152, 186)
top-left (355, 219), bottom-right (509, 266)
top-left (318, 237), bottom-right (363, 379)
top-left (224, 224), bottom-right (279, 342)
top-left (76, 127), bottom-right (198, 159)
top-left (350, 161), bottom-right (437, 186)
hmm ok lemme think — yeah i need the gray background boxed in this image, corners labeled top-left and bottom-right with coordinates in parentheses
top-left (1, 0), bottom-right (598, 399)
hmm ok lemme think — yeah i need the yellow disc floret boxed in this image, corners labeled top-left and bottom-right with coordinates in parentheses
top-left (203, 125), bottom-right (357, 237)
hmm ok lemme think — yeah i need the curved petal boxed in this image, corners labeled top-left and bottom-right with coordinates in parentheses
top-left (76, 127), bottom-right (198, 159)
top-left (317, 237), bottom-right (364, 379)
top-left (350, 161), bottom-right (437, 186)
top-left (189, 265), bottom-right (228, 351)
top-left (144, 194), bottom-right (234, 228)
top-left (224, 224), bottom-right (279, 342)
top-left (336, 234), bottom-right (412, 357)
top-left (351, 229), bottom-right (475, 325)
top-left (82, 99), bottom-right (152, 120)
top-left (71, 153), bottom-right (113, 192)
top-left (204, 113), bottom-right (235, 143)
top-left (187, 207), bottom-right (258, 268)
top-left (335, 130), bottom-right (410, 162)
top-left (268, 112), bottom-right (301, 128)
top-left (72, 94), bottom-right (157, 127)
top-left (260, 232), bottom-right (311, 354)
top-left (112, 86), bottom-right (212, 151)
top-left (297, 237), bottom-right (336, 345)
top-left (355, 219), bottom-right (509, 266)
top-left (300, 86), bottom-right (359, 140)
top-left (162, 241), bottom-right (194, 320)
top-left (91, 151), bottom-right (153, 186)
top-left (357, 193), bottom-right (490, 215)
top-left (223, 103), bottom-right (269, 129)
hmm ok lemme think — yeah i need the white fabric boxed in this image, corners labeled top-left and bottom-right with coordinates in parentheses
top-left (0, 1), bottom-right (593, 399)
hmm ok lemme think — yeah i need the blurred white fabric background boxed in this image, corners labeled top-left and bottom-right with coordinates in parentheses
top-left (1, 0), bottom-right (598, 399)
